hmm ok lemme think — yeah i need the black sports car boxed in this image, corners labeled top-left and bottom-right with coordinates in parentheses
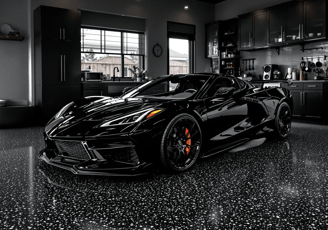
top-left (40, 73), bottom-right (293, 176)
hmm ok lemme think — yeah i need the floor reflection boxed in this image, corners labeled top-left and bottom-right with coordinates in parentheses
top-left (0, 123), bottom-right (327, 229)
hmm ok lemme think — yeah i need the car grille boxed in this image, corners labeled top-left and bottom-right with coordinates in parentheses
top-left (54, 140), bottom-right (90, 160)
top-left (92, 141), bottom-right (139, 165)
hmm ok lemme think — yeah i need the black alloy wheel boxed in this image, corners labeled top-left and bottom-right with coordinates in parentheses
top-left (160, 113), bottom-right (202, 172)
top-left (275, 102), bottom-right (292, 139)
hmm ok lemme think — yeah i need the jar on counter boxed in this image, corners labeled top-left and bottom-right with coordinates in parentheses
top-left (292, 70), bottom-right (297, 80)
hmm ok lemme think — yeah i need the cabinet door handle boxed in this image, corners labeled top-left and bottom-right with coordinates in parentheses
top-left (59, 28), bottom-right (62, 40)
top-left (63, 28), bottom-right (65, 40)
top-left (281, 26), bottom-right (283, 41)
top-left (290, 85), bottom-right (298, 88)
top-left (101, 91), bottom-right (103, 96)
top-left (60, 55), bottom-right (63, 82)
top-left (301, 24), bottom-right (304, 39)
top-left (63, 55), bottom-right (66, 81)
top-left (303, 92), bottom-right (305, 106)
top-left (299, 24), bottom-right (301, 38)
top-left (307, 85), bottom-right (317, 88)
top-left (300, 92), bottom-right (303, 106)
top-left (90, 86), bottom-right (100, 88)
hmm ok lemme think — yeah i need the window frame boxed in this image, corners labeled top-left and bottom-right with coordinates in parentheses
top-left (81, 26), bottom-right (145, 77)
top-left (167, 22), bottom-right (196, 75)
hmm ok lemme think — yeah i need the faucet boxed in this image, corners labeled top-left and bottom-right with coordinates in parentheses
top-left (113, 67), bottom-right (119, 82)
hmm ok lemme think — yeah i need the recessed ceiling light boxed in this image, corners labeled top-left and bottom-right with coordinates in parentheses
top-left (184, 6), bottom-right (189, 9)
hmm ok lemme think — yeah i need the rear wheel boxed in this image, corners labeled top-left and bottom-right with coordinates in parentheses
top-left (275, 102), bottom-right (292, 138)
top-left (160, 113), bottom-right (202, 172)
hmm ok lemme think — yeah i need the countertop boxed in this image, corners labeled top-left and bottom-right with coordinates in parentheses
top-left (82, 81), bottom-right (145, 84)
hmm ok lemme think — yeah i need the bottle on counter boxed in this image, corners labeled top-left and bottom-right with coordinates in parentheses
top-left (300, 71), bottom-right (304, 81)
top-left (292, 69), bottom-right (297, 80)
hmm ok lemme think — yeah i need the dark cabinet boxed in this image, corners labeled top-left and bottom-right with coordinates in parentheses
top-left (238, 0), bottom-right (327, 50)
top-left (34, 6), bottom-right (81, 124)
top-left (39, 40), bottom-right (81, 85)
top-left (34, 5), bottom-right (80, 41)
top-left (284, 1), bottom-right (304, 43)
top-left (239, 14), bottom-right (253, 49)
top-left (82, 82), bottom-right (168, 98)
top-left (268, 6), bottom-right (286, 45)
top-left (239, 11), bottom-right (268, 49)
top-left (36, 85), bottom-right (81, 121)
top-left (205, 21), bottom-right (219, 58)
top-left (82, 83), bottom-right (106, 97)
top-left (304, 0), bottom-right (326, 40)
top-left (253, 11), bottom-right (268, 48)
top-left (282, 82), bottom-right (328, 124)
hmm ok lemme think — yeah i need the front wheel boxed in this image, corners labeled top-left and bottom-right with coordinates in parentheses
top-left (160, 113), bottom-right (202, 172)
top-left (274, 102), bottom-right (292, 139)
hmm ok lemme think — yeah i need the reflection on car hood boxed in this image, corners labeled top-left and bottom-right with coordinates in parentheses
top-left (46, 97), bottom-right (163, 137)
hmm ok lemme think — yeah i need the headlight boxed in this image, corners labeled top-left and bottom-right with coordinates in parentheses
top-left (100, 108), bottom-right (164, 127)
top-left (54, 102), bottom-right (73, 119)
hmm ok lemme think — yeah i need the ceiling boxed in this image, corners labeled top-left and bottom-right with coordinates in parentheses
top-left (196, 0), bottom-right (226, 4)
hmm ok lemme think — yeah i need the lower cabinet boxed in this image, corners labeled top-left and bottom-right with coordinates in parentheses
top-left (36, 84), bottom-right (81, 124)
top-left (82, 82), bottom-right (168, 97)
top-left (282, 82), bottom-right (328, 124)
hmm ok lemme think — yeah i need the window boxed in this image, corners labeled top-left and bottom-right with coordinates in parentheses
top-left (167, 22), bottom-right (195, 75)
top-left (169, 38), bottom-right (189, 74)
top-left (81, 28), bottom-right (145, 78)
top-left (203, 77), bottom-right (237, 98)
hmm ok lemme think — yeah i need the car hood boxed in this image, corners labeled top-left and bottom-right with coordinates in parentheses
top-left (45, 97), bottom-right (165, 138)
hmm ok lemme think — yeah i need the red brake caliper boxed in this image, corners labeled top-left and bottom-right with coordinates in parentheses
top-left (185, 128), bottom-right (191, 155)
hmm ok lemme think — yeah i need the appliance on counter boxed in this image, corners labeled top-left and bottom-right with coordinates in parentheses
top-left (285, 67), bottom-right (292, 79)
top-left (81, 71), bottom-right (103, 81)
top-left (262, 82), bottom-right (282, 89)
top-left (262, 64), bottom-right (279, 80)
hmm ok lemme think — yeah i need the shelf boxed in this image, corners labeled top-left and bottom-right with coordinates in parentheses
top-left (224, 32), bottom-right (235, 36)
top-left (0, 35), bottom-right (24, 41)
top-left (221, 57), bottom-right (239, 60)
top-left (222, 45), bottom-right (237, 48)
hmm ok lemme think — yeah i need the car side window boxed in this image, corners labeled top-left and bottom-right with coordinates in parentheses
top-left (204, 77), bottom-right (235, 98)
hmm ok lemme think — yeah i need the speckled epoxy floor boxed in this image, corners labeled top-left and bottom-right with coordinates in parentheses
top-left (0, 123), bottom-right (327, 229)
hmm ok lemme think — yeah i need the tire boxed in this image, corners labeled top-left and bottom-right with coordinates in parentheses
top-left (160, 113), bottom-right (202, 172)
top-left (274, 102), bottom-right (292, 139)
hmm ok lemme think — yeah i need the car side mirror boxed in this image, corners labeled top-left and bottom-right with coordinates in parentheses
top-left (122, 87), bottom-right (132, 94)
top-left (232, 87), bottom-right (247, 101)
top-left (210, 98), bottom-right (225, 104)
top-left (214, 87), bottom-right (234, 97)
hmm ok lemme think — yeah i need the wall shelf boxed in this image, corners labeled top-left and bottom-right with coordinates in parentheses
top-left (0, 35), bottom-right (24, 41)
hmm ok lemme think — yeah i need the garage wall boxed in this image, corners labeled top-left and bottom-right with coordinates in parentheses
top-left (0, 0), bottom-right (29, 102)
top-left (0, 0), bottom-right (216, 106)
top-left (215, 0), bottom-right (293, 20)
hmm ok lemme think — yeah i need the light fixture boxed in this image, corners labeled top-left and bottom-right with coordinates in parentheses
top-left (184, 6), bottom-right (189, 10)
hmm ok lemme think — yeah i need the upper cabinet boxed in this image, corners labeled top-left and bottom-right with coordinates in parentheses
top-left (268, 5), bottom-right (287, 45)
top-left (284, 1), bottom-right (304, 44)
top-left (303, 0), bottom-right (326, 41)
top-left (239, 14), bottom-right (253, 49)
top-left (34, 5), bottom-right (81, 42)
top-left (239, 0), bottom-right (327, 50)
top-left (239, 11), bottom-right (268, 50)
top-left (253, 11), bottom-right (268, 48)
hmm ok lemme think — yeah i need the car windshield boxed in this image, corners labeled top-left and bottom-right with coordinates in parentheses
top-left (121, 75), bottom-right (211, 100)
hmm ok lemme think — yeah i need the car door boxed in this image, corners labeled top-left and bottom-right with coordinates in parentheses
top-left (201, 77), bottom-right (248, 154)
